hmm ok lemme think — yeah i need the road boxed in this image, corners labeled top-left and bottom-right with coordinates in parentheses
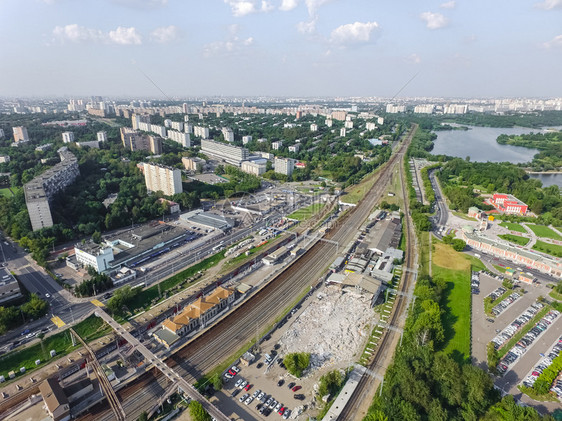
top-left (78, 125), bottom-right (415, 421)
top-left (428, 168), bottom-right (448, 237)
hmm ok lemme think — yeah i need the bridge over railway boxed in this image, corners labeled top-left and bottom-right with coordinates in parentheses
top-left (93, 307), bottom-right (230, 421)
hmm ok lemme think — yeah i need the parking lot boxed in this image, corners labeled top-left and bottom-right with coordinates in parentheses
top-left (471, 272), bottom-right (562, 411)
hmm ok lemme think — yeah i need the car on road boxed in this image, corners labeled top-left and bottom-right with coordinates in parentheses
top-left (45, 293), bottom-right (51, 298)
top-left (291, 385), bottom-right (302, 392)
top-left (21, 329), bottom-right (30, 336)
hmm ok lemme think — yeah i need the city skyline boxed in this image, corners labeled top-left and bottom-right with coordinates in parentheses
top-left (1, 0), bottom-right (561, 98)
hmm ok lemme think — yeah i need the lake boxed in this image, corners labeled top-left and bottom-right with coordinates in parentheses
top-left (432, 126), bottom-right (562, 188)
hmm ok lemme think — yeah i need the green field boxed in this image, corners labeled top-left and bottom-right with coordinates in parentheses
top-left (532, 240), bottom-right (562, 258)
top-left (288, 202), bottom-right (325, 221)
top-left (493, 264), bottom-right (507, 274)
top-left (527, 224), bottom-right (562, 241)
top-left (499, 222), bottom-right (527, 233)
top-left (432, 242), bottom-right (472, 363)
top-left (498, 234), bottom-right (529, 246)
top-left (0, 315), bottom-right (111, 382)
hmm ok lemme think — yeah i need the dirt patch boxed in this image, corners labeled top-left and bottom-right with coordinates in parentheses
top-left (433, 241), bottom-right (470, 271)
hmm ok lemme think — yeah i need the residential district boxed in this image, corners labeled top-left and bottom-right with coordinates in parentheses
top-left (0, 97), bottom-right (561, 421)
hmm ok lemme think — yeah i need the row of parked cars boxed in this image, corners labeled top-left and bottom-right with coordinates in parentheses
top-left (491, 302), bottom-right (545, 350)
top-left (233, 377), bottom-right (301, 418)
top-left (497, 310), bottom-right (560, 375)
top-left (491, 292), bottom-right (521, 316)
top-left (471, 272), bottom-right (480, 295)
top-left (486, 286), bottom-right (507, 302)
top-left (521, 335), bottom-right (562, 391)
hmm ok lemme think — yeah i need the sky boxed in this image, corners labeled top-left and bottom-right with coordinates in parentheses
top-left (1, 0), bottom-right (561, 99)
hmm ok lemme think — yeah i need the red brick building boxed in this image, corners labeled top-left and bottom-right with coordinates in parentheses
top-left (491, 193), bottom-right (528, 215)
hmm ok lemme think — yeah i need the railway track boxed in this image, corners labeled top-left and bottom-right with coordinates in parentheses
top-left (75, 128), bottom-right (415, 421)
top-left (336, 124), bottom-right (419, 420)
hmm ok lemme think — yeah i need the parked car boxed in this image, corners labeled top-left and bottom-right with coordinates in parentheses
top-left (277, 379), bottom-right (285, 387)
top-left (294, 394), bottom-right (305, 400)
top-left (291, 385), bottom-right (302, 392)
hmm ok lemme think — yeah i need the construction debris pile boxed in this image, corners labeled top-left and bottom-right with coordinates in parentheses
top-left (279, 286), bottom-right (375, 371)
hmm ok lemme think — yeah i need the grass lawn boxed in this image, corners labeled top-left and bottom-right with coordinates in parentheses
top-left (342, 166), bottom-right (383, 205)
top-left (0, 188), bottom-right (13, 197)
top-left (493, 264), bottom-right (507, 273)
top-left (128, 251), bottom-right (226, 312)
top-left (432, 241), bottom-right (472, 363)
top-left (288, 203), bottom-right (325, 221)
top-left (498, 234), bottom-right (529, 247)
top-left (527, 224), bottom-right (562, 241)
top-left (0, 315), bottom-right (110, 382)
top-left (499, 222), bottom-right (527, 233)
top-left (532, 240), bottom-right (562, 258)
top-left (549, 290), bottom-right (562, 301)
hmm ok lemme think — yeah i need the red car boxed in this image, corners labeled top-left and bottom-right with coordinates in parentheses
top-left (244, 383), bottom-right (252, 391)
top-left (278, 407), bottom-right (285, 415)
top-left (291, 385), bottom-right (302, 392)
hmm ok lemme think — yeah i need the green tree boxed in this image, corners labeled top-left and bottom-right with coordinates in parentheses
top-left (137, 411), bottom-right (148, 421)
top-left (283, 352), bottom-right (310, 378)
top-left (451, 239), bottom-right (466, 252)
top-left (188, 400), bottom-right (211, 421)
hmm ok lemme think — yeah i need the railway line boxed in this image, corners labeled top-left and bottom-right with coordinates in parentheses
top-left (336, 124), bottom-right (419, 420)
top-left (75, 126), bottom-right (416, 421)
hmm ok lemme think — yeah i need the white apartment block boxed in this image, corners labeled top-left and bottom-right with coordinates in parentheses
top-left (167, 130), bottom-right (191, 148)
top-left (200, 139), bottom-right (249, 166)
top-left (274, 157), bottom-right (295, 176)
top-left (414, 104), bottom-right (435, 114)
top-left (385, 104), bottom-right (406, 113)
top-left (241, 160), bottom-right (266, 176)
top-left (366, 122), bottom-right (377, 131)
top-left (377, 117), bottom-right (384, 125)
top-left (310, 124), bottom-right (318, 132)
top-left (222, 127), bottom-right (234, 142)
top-left (185, 124), bottom-right (193, 134)
top-left (0, 156), bottom-right (10, 163)
top-left (443, 104), bottom-right (468, 114)
top-left (151, 124), bottom-right (167, 137)
top-left (340, 128), bottom-right (347, 137)
top-left (143, 163), bottom-right (183, 196)
top-left (194, 126), bottom-right (210, 139)
top-left (288, 144), bottom-right (300, 153)
top-left (257, 138), bottom-right (267, 143)
top-left (272, 141), bottom-right (283, 150)
top-left (171, 121), bottom-right (184, 132)
top-left (164, 119), bottom-right (172, 128)
top-left (242, 135), bottom-right (252, 145)
top-left (97, 131), bottom-right (108, 142)
top-left (62, 132), bottom-right (75, 143)
top-left (344, 120), bottom-right (353, 129)
top-left (131, 113), bottom-right (150, 130)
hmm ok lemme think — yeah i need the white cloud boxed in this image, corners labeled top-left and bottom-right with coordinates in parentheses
top-left (150, 25), bottom-right (179, 43)
top-left (108, 27), bottom-right (142, 45)
top-left (535, 0), bottom-right (562, 9)
top-left (279, 0), bottom-right (298, 11)
top-left (52, 24), bottom-right (142, 45)
top-left (420, 11), bottom-right (449, 29)
top-left (52, 24), bottom-right (104, 43)
top-left (330, 21), bottom-right (379, 44)
top-left (203, 25), bottom-right (254, 57)
top-left (297, 18), bottom-right (317, 34)
top-left (543, 34), bottom-right (562, 48)
top-left (405, 53), bottom-right (422, 64)
top-left (305, 0), bottom-right (332, 15)
top-left (112, 0), bottom-right (168, 8)
top-left (224, 0), bottom-right (257, 16)
top-left (440, 0), bottom-right (456, 9)
top-left (261, 0), bottom-right (274, 12)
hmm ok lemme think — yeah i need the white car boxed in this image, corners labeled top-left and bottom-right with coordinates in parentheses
top-left (238, 380), bottom-right (248, 389)
top-left (244, 396), bottom-right (254, 405)
top-left (235, 378), bottom-right (244, 388)
top-left (45, 293), bottom-right (51, 298)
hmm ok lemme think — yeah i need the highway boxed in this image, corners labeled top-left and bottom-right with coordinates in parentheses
top-left (335, 124), bottom-right (419, 420)
top-left (78, 126), bottom-right (416, 421)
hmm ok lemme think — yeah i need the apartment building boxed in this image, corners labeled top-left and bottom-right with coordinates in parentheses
top-left (167, 130), bottom-right (190, 148)
top-left (242, 135), bottom-right (252, 145)
top-left (194, 126), bottom-right (210, 138)
top-left (61, 132), bottom-right (74, 143)
top-left (182, 157), bottom-right (206, 172)
top-left (24, 148), bottom-right (80, 231)
top-left (200, 139), bottom-right (249, 166)
top-left (310, 123), bottom-right (318, 132)
top-left (274, 157), bottom-right (295, 176)
top-left (221, 127), bottom-right (234, 142)
top-left (12, 126), bottom-right (29, 143)
top-left (241, 160), bottom-right (267, 176)
top-left (143, 162), bottom-right (183, 196)
top-left (131, 113), bottom-right (150, 130)
top-left (0, 267), bottom-right (23, 305)
top-left (96, 131), bottom-right (108, 142)
top-left (120, 128), bottom-right (162, 154)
